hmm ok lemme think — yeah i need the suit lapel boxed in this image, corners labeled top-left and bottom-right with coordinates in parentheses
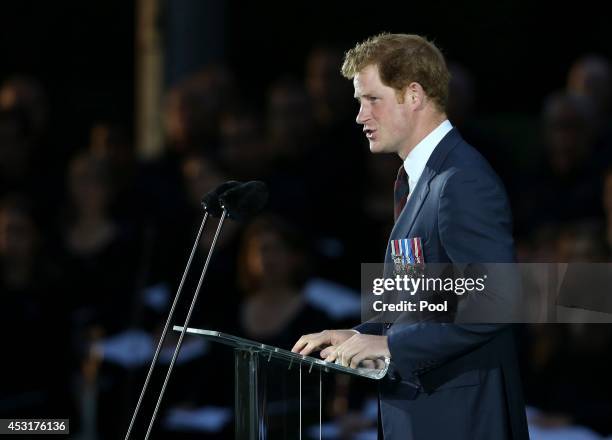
top-left (387, 128), bottom-right (463, 245)
top-left (389, 169), bottom-right (432, 241)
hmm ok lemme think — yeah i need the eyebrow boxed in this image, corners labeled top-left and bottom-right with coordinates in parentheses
top-left (354, 93), bottom-right (377, 100)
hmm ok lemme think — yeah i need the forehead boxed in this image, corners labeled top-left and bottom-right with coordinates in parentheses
top-left (353, 64), bottom-right (386, 95)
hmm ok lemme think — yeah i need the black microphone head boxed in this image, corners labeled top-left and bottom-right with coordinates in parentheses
top-left (218, 180), bottom-right (269, 221)
top-left (201, 180), bottom-right (242, 217)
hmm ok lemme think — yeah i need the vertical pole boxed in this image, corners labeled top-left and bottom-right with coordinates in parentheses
top-left (319, 369), bottom-right (322, 440)
top-left (135, 0), bottom-right (164, 160)
top-left (299, 363), bottom-right (302, 440)
top-left (548, 263), bottom-right (559, 322)
top-left (235, 350), bottom-right (260, 439)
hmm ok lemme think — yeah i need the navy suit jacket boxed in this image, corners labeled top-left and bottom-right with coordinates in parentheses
top-left (356, 128), bottom-right (529, 440)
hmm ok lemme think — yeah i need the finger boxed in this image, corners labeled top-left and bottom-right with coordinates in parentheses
top-left (342, 351), bottom-right (351, 367)
top-left (323, 346), bottom-right (338, 362)
top-left (299, 341), bottom-right (317, 356)
top-left (291, 335), bottom-right (308, 353)
top-left (361, 359), bottom-right (376, 369)
top-left (350, 351), bottom-right (367, 369)
top-left (330, 342), bottom-right (346, 367)
top-left (294, 331), bottom-right (331, 354)
top-left (292, 333), bottom-right (320, 354)
top-left (320, 346), bottom-right (333, 358)
top-left (340, 347), bottom-right (352, 367)
top-left (321, 346), bottom-right (337, 362)
top-left (325, 338), bottom-right (350, 363)
top-left (299, 337), bottom-right (326, 356)
top-left (341, 341), bottom-right (362, 368)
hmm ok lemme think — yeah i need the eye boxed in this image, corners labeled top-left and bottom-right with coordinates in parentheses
top-left (368, 97), bottom-right (379, 103)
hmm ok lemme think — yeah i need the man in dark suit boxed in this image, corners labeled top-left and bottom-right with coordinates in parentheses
top-left (292, 33), bottom-right (529, 439)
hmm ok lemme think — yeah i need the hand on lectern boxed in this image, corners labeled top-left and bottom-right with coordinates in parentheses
top-left (291, 329), bottom-right (357, 356)
top-left (320, 334), bottom-right (390, 369)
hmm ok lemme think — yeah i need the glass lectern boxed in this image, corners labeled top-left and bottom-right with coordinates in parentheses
top-left (173, 326), bottom-right (389, 439)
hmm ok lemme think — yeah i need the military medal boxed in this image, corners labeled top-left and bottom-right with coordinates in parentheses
top-left (391, 237), bottom-right (424, 275)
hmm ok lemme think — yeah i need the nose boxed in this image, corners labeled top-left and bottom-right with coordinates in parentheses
top-left (356, 103), bottom-right (370, 125)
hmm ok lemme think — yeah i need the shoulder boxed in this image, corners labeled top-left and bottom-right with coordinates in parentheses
top-left (433, 136), bottom-right (508, 199)
top-left (432, 134), bottom-right (514, 231)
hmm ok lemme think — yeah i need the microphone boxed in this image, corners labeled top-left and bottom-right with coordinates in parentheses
top-left (218, 180), bottom-right (269, 221)
top-left (125, 181), bottom-right (238, 440)
top-left (137, 181), bottom-right (268, 440)
top-left (201, 180), bottom-right (241, 217)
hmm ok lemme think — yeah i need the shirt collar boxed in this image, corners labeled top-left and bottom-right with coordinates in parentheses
top-left (403, 120), bottom-right (453, 190)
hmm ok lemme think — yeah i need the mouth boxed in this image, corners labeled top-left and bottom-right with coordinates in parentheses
top-left (364, 128), bottom-right (377, 140)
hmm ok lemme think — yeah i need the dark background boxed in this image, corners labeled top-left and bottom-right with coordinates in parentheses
top-left (3, 0), bottom-right (611, 145)
top-left (2, 1), bottom-right (612, 439)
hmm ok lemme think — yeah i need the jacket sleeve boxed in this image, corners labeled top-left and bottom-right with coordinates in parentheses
top-left (353, 322), bottom-right (383, 335)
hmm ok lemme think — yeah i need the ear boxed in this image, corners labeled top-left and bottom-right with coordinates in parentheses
top-left (405, 82), bottom-right (426, 109)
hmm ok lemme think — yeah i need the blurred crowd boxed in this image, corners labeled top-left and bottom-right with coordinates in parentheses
top-left (1, 47), bottom-right (612, 439)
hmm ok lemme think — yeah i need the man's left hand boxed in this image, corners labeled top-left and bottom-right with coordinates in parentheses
top-left (321, 334), bottom-right (390, 369)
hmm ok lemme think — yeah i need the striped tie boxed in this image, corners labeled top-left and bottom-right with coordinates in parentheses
top-left (394, 165), bottom-right (410, 221)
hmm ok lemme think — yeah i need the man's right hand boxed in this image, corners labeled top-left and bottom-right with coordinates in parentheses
top-left (291, 329), bottom-right (357, 356)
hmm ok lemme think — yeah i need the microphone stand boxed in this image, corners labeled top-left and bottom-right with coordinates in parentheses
top-left (124, 211), bottom-right (210, 440)
top-left (143, 209), bottom-right (228, 440)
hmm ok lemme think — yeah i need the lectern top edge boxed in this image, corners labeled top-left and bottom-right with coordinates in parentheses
top-left (173, 326), bottom-right (389, 380)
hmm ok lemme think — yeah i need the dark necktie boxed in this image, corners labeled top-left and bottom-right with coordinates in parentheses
top-left (394, 165), bottom-right (410, 221)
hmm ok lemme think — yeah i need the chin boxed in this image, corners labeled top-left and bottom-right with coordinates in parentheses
top-left (368, 141), bottom-right (384, 153)
top-left (369, 142), bottom-right (390, 154)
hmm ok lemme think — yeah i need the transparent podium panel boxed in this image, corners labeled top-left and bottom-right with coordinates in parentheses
top-left (173, 327), bottom-right (389, 439)
top-left (235, 351), bottom-right (327, 438)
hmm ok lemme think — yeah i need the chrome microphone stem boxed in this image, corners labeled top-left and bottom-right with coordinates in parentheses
top-left (144, 209), bottom-right (228, 440)
top-left (124, 212), bottom-right (209, 440)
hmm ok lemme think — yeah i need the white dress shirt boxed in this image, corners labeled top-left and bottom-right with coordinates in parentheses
top-left (403, 120), bottom-right (453, 198)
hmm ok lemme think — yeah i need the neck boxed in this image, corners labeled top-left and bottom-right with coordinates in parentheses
top-left (398, 111), bottom-right (447, 160)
